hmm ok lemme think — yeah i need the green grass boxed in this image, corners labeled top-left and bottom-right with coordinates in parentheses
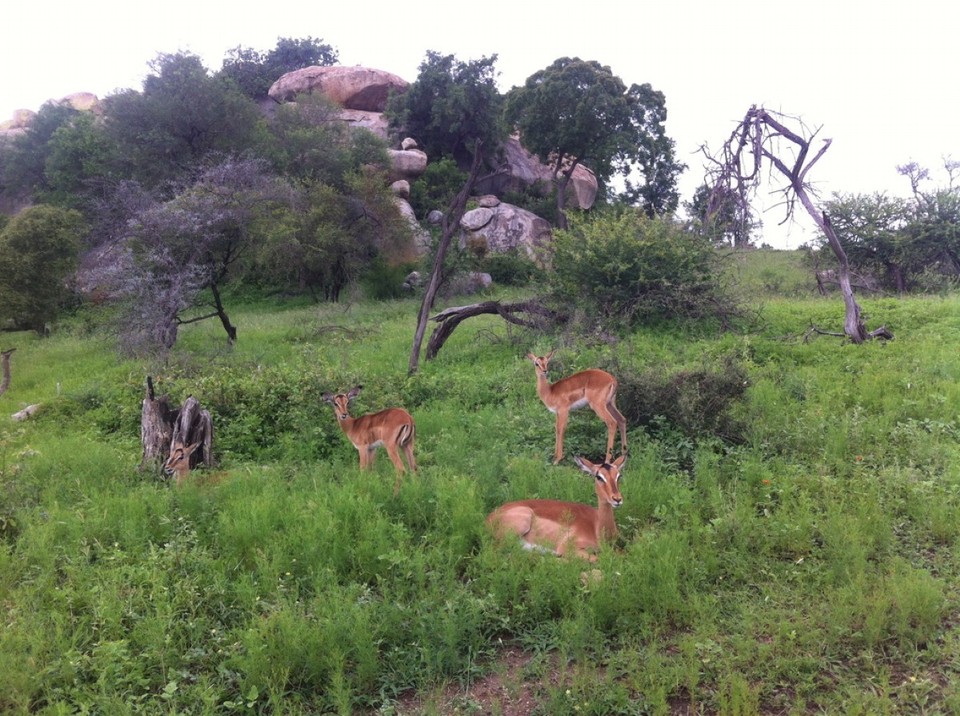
top-left (3, 251), bottom-right (960, 713)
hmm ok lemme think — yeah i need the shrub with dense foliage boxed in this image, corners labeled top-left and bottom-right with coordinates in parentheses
top-left (0, 204), bottom-right (85, 332)
top-left (546, 209), bottom-right (736, 327)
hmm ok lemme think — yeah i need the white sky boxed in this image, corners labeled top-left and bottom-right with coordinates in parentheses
top-left (3, 0), bottom-right (958, 248)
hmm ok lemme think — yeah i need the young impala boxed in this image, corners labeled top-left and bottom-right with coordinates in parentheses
top-left (528, 351), bottom-right (627, 464)
top-left (322, 385), bottom-right (417, 495)
top-left (487, 455), bottom-right (626, 561)
top-left (163, 440), bottom-right (202, 486)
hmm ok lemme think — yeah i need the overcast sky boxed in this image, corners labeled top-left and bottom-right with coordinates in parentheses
top-left (3, 0), bottom-right (958, 247)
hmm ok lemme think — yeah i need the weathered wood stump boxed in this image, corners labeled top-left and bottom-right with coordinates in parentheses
top-left (140, 376), bottom-right (214, 474)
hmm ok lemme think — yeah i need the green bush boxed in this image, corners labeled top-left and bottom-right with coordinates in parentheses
top-left (547, 210), bottom-right (737, 328)
top-left (408, 157), bottom-right (467, 220)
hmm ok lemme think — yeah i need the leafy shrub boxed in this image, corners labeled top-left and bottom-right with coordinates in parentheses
top-left (615, 355), bottom-right (750, 445)
top-left (408, 157), bottom-right (467, 219)
top-left (546, 210), bottom-right (739, 328)
top-left (478, 249), bottom-right (543, 286)
top-left (361, 258), bottom-right (418, 300)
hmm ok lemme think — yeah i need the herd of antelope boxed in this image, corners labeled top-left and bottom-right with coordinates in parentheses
top-left (165, 351), bottom-right (629, 561)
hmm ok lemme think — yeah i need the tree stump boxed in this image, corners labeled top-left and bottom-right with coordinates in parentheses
top-left (0, 348), bottom-right (15, 397)
top-left (140, 376), bottom-right (214, 474)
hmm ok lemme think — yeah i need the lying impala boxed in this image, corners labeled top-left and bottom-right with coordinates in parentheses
top-left (528, 351), bottom-right (627, 464)
top-left (322, 385), bottom-right (417, 495)
top-left (487, 455), bottom-right (625, 561)
top-left (163, 440), bottom-right (202, 486)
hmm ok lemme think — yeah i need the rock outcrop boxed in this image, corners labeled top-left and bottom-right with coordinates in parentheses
top-left (458, 195), bottom-right (552, 257)
top-left (476, 134), bottom-right (598, 210)
top-left (268, 66), bottom-right (408, 111)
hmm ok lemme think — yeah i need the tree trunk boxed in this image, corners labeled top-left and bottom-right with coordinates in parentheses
top-left (210, 282), bottom-right (237, 344)
top-left (409, 142), bottom-right (484, 375)
top-left (0, 348), bottom-right (15, 397)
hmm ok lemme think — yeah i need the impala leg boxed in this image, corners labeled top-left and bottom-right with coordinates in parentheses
top-left (554, 410), bottom-right (569, 464)
top-left (385, 443), bottom-right (407, 474)
top-left (402, 441), bottom-right (417, 474)
top-left (609, 398), bottom-right (628, 456)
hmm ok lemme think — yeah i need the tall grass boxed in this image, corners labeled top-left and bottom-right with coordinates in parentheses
top-left (3, 252), bottom-right (960, 713)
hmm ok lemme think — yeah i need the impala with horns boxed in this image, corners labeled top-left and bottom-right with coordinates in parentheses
top-left (322, 385), bottom-right (417, 495)
top-left (487, 455), bottom-right (626, 561)
top-left (528, 351), bottom-right (627, 464)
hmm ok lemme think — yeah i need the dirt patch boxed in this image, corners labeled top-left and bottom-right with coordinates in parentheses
top-left (391, 647), bottom-right (548, 715)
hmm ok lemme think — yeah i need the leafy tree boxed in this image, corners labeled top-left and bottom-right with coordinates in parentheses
top-left (387, 51), bottom-right (504, 165)
top-left (0, 205), bottom-right (85, 333)
top-left (259, 168), bottom-right (413, 302)
top-left (0, 102), bottom-right (80, 200)
top-left (220, 36), bottom-right (338, 100)
top-left (619, 82), bottom-right (685, 216)
top-left (258, 94), bottom-right (389, 186)
top-left (42, 112), bottom-right (117, 210)
top-left (103, 52), bottom-right (262, 189)
top-left (546, 209), bottom-right (734, 328)
top-left (505, 57), bottom-right (683, 227)
top-left (821, 192), bottom-right (911, 291)
top-left (686, 182), bottom-right (755, 247)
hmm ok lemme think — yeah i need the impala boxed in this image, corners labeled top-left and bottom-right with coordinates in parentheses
top-left (163, 440), bottom-right (202, 486)
top-left (322, 385), bottom-right (417, 495)
top-left (528, 351), bottom-right (627, 464)
top-left (487, 455), bottom-right (626, 561)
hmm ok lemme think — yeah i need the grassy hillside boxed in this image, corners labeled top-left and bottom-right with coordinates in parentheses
top-left (3, 250), bottom-right (960, 714)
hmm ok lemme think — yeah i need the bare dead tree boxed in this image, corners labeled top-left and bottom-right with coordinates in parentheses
top-left (409, 141), bottom-right (484, 374)
top-left (0, 348), bottom-right (15, 397)
top-left (702, 105), bottom-right (891, 343)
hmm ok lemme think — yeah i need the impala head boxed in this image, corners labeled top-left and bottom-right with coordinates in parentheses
top-left (527, 351), bottom-right (555, 377)
top-left (163, 440), bottom-right (201, 478)
top-left (322, 385), bottom-right (363, 421)
top-left (574, 455), bottom-right (625, 508)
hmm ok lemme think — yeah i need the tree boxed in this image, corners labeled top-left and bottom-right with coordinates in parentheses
top-left (258, 168), bottom-right (413, 302)
top-left (387, 51), bottom-right (505, 166)
top-left (103, 52), bottom-right (262, 189)
top-left (0, 205), bottom-right (85, 333)
top-left (118, 157), bottom-right (292, 354)
top-left (686, 182), bottom-right (755, 247)
top-left (504, 57), bottom-right (682, 227)
top-left (219, 36), bottom-right (338, 100)
top-left (258, 94), bottom-right (389, 186)
top-left (703, 106), bottom-right (891, 343)
top-left (409, 143), bottom-right (484, 374)
top-left (820, 192), bottom-right (911, 291)
top-left (1, 102), bottom-right (81, 200)
top-left (619, 82), bottom-right (686, 216)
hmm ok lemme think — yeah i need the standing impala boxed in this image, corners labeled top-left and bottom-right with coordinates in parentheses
top-left (487, 455), bottom-right (625, 561)
top-left (528, 351), bottom-right (627, 464)
top-left (322, 385), bottom-right (417, 495)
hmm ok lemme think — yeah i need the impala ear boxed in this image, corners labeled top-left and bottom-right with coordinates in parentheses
top-left (526, 352), bottom-right (537, 362)
top-left (613, 454), bottom-right (627, 469)
top-left (347, 385), bottom-right (363, 400)
top-left (573, 456), bottom-right (598, 474)
top-left (321, 392), bottom-right (335, 404)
